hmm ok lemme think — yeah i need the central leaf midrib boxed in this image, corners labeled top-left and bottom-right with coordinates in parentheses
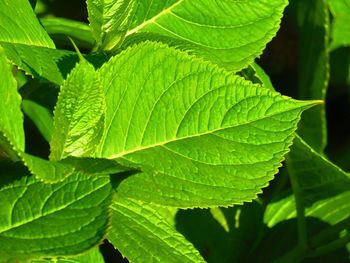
top-left (126, 0), bottom-right (185, 36)
top-left (107, 103), bottom-right (308, 159)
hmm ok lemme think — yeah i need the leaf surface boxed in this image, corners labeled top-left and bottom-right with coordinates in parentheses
top-left (0, 47), bottom-right (25, 153)
top-left (87, 0), bottom-right (136, 50)
top-left (125, 0), bottom-right (288, 70)
top-left (108, 198), bottom-right (204, 263)
top-left (0, 0), bottom-right (54, 48)
top-left (328, 0), bottom-right (350, 49)
top-left (295, 0), bottom-right (330, 153)
top-left (96, 42), bottom-right (318, 207)
top-left (50, 60), bottom-right (105, 161)
top-left (31, 247), bottom-right (105, 262)
top-left (0, 167), bottom-right (111, 261)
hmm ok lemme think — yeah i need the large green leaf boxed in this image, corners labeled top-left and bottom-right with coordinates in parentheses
top-left (0, 0), bottom-right (54, 48)
top-left (87, 0), bottom-right (136, 50)
top-left (31, 247), bottom-right (105, 263)
top-left (264, 135), bottom-right (350, 227)
top-left (0, 165), bottom-right (111, 262)
top-left (124, 0), bottom-right (288, 70)
top-left (108, 197), bottom-right (204, 263)
top-left (295, 0), bottom-right (330, 153)
top-left (88, 42), bottom-right (319, 207)
top-left (328, 0), bottom-right (350, 50)
top-left (50, 60), bottom-right (105, 161)
top-left (0, 46), bottom-right (25, 153)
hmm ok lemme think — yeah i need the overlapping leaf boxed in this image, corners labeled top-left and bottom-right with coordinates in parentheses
top-left (108, 198), bottom-right (205, 263)
top-left (0, 0), bottom-right (54, 48)
top-left (123, 0), bottom-right (288, 70)
top-left (0, 164), bottom-right (111, 262)
top-left (87, 0), bottom-right (136, 50)
top-left (264, 136), bottom-right (350, 227)
top-left (65, 41), bottom-right (319, 208)
top-left (50, 60), bottom-right (105, 161)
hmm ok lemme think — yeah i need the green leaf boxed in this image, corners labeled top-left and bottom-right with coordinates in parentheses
top-left (0, 167), bottom-right (111, 262)
top-left (50, 60), bottom-right (105, 161)
top-left (94, 42), bottom-right (319, 207)
top-left (124, 0), bottom-right (288, 70)
top-left (328, 0), bottom-right (350, 50)
top-left (0, 0), bottom-right (54, 48)
top-left (108, 198), bottom-right (205, 263)
top-left (295, 0), bottom-right (330, 153)
top-left (0, 46), bottom-right (25, 153)
top-left (31, 247), bottom-right (105, 263)
top-left (87, 0), bottom-right (136, 50)
top-left (1, 42), bottom-right (78, 85)
top-left (264, 135), bottom-right (350, 227)
top-left (22, 99), bottom-right (54, 142)
top-left (40, 18), bottom-right (95, 50)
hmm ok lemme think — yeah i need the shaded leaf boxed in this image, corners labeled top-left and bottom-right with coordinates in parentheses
top-left (108, 198), bottom-right (204, 263)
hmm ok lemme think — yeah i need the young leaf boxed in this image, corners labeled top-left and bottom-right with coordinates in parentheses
top-left (87, 0), bottom-right (136, 50)
top-left (125, 0), bottom-right (288, 70)
top-left (50, 60), bottom-right (105, 161)
top-left (295, 0), bottom-right (330, 153)
top-left (0, 0), bottom-right (54, 48)
top-left (95, 42), bottom-right (319, 207)
top-left (108, 198), bottom-right (205, 263)
top-left (328, 0), bottom-right (350, 50)
top-left (0, 47), bottom-right (25, 153)
top-left (0, 168), bottom-right (111, 261)
top-left (264, 135), bottom-right (350, 227)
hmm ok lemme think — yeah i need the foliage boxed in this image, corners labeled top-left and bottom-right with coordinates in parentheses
top-left (0, 0), bottom-right (349, 262)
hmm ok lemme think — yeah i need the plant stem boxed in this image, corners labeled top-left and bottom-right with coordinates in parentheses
top-left (308, 234), bottom-right (350, 258)
top-left (286, 154), bottom-right (308, 250)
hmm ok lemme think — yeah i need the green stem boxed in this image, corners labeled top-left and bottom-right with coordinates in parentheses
top-left (286, 154), bottom-right (308, 250)
top-left (308, 234), bottom-right (350, 258)
top-left (311, 217), bottom-right (350, 247)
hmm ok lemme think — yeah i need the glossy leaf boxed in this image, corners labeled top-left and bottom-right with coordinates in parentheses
top-left (108, 198), bottom-right (205, 263)
top-left (0, 168), bottom-right (111, 261)
top-left (95, 42), bottom-right (318, 207)
top-left (0, 0), bottom-right (54, 48)
top-left (125, 0), bottom-right (288, 70)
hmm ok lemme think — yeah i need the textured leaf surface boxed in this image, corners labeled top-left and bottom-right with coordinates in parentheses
top-left (0, 0), bottom-right (54, 48)
top-left (296, 0), bottom-right (329, 153)
top-left (87, 0), bottom-right (136, 50)
top-left (0, 47), bottom-right (25, 152)
top-left (329, 0), bottom-right (350, 49)
top-left (264, 136), bottom-right (350, 227)
top-left (95, 42), bottom-right (318, 207)
top-left (0, 168), bottom-right (111, 261)
top-left (108, 198), bottom-right (204, 263)
top-left (125, 0), bottom-right (288, 70)
top-left (50, 60), bottom-right (105, 161)
top-left (1, 42), bottom-right (78, 85)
